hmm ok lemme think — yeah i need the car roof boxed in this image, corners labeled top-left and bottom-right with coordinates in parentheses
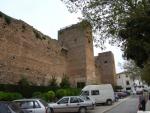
top-left (82, 84), bottom-right (112, 90)
top-left (0, 101), bottom-right (15, 104)
top-left (13, 98), bottom-right (41, 101)
top-left (63, 96), bottom-right (81, 98)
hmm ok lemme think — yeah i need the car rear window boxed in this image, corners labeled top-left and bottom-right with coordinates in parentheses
top-left (17, 101), bottom-right (34, 109)
top-left (0, 104), bottom-right (10, 113)
top-left (8, 102), bottom-right (21, 112)
top-left (39, 99), bottom-right (48, 106)
top-left (0, 102), bottom-right (21, 113)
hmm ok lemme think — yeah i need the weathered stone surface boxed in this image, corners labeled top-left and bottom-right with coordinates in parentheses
top-left (95, 51), bottom-right (117, 86)
top-left (0, 13), bottom-right (67, 85)
top-left (0, 12), bottom-right (116, 86)
top-left (58, 22), bottom-right (97, 86)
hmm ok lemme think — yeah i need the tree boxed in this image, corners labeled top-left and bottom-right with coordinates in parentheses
top-left (18, 76), bottom-right (30, 86)
top-left (141, 61), bottom-right (150, 85)
top-left (60, 74), bottom-right (70, 88)
top-left (122, 60), bottom-right (142, 80)
top-left (46, 91), bottom-right (55, 101)
top-left (62, 0), bottom-right (150, 67)
top-left (119, 9), bottom-right (150, 67)
top-left (48, 75), bottom-right (58, 88)
top-left (121, 60), bottom-right (150, 85)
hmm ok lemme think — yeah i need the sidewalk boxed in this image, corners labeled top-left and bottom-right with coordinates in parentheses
top-left (90, 97), bottom-right (129, 113)
top-left (103, 98), bottom-right (129, 113)
top-left (146, 100), bottom-right (150, 111)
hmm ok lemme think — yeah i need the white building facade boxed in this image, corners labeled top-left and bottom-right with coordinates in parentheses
top-left (116, 72), bottom-right (135, 92)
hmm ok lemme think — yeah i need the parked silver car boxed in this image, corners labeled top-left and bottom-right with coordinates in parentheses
top-left (0, 101), bottom-right (28, 113)
top-left (48, 96), bottom-right (95, 113)
top-left (13, 99), bottom-right (51, 113)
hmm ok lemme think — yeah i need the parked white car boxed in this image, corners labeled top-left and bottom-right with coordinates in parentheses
top-left (80, 84), bottom-right (115, 105)
top-left (0, 101), bottom-right (28, 113)
top-left (13, 98), bottom-right (51, 113)
top-left (48, 96), bottom-right (95, 113)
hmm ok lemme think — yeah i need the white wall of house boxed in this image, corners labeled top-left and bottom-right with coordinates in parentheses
top-left (117, 72), bottom-right (149, 93)
top-left (116, 72), bottom-right (134, 91)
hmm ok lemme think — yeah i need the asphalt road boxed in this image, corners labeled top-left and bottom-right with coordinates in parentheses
top-left (104, 95), bottom-right (139, 113)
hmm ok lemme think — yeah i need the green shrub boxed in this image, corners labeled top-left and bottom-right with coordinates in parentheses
top-left (0, 84), bottom-right (54, 98)
top-left (56, 89), bottom-right (67, 99)
top-left (48, 75), bottom-right (58, 88)
top-left (32, 92), bottom-right (42, 98)
top-left (0, 92), bottom-right (22, 101)
top-left (11, 93), bottom-right (22, 100)
top-left (65, 89), bottom-right (74, 96)
top-left (18, 76), bottom-right (30, 86)
top-left (47, 91), bottom-right (55, 101)
top-left (65, 88), bottom-right (81, 96)
top-left (72, 88), bottom-right (81, 95)
top-left (41, 93), bottom-right (48, 101)
top-left (60, 74), bottom-right (70, 88)
top-left (0, 91), bottom-right (5, 100)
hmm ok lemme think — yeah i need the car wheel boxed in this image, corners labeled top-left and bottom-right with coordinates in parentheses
top-left (79, 107), bottom-right (86, 113)
top-left (106, 99), bottom-right (112, 105)
top-left (50, 108), bottom-right (54, 113)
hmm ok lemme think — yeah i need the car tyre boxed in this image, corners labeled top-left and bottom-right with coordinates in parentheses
top-left (79, 107), bottom-right (86, 113)
top-left (106, 99), bottom-right (112, 105)
top-left (50, 108), bottom-right (54, 113)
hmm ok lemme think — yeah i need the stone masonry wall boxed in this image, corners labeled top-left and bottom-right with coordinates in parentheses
top-left (0, 12), bottom-right (116, 87)
top-left (0, 13), bottom-right (67, 85)
top-left (95, 51), bottom-right (117, 86)
top-left (58, 22), bottom-right (97, 86)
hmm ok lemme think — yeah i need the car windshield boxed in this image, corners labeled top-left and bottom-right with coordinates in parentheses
top-left (80, 91), bottom-right (89, 96)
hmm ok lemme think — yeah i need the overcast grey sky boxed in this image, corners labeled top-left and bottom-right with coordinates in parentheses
top-left (0, 0), bottom-right (125, 73)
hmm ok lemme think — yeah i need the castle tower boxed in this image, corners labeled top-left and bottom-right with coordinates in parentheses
top-left (95, 51), bottom-right (116, 86)
top-left (58, 21), bottom-right (96, 87)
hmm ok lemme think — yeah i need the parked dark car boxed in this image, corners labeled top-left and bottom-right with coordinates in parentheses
top-left (0, 101), bottom-right (28, 113)
top-left (115, 92), bottom-right (127, 98)
top-left (114, 93), bottom-right (119, 101)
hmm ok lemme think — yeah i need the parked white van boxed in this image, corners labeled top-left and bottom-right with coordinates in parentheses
top-left (80, 84), bottom-right (115, 105)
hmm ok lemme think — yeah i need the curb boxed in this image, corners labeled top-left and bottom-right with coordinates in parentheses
top-left (103, 97), bottom-right (129, 113)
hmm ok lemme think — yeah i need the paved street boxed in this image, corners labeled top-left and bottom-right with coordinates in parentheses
top-left (90, 95), bottom-right (139, 113)
top-left (105, 96), bottom-right (139, 113)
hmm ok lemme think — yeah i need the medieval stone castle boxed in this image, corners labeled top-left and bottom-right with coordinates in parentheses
top-left (0, 12), bottom-right (116, 87)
